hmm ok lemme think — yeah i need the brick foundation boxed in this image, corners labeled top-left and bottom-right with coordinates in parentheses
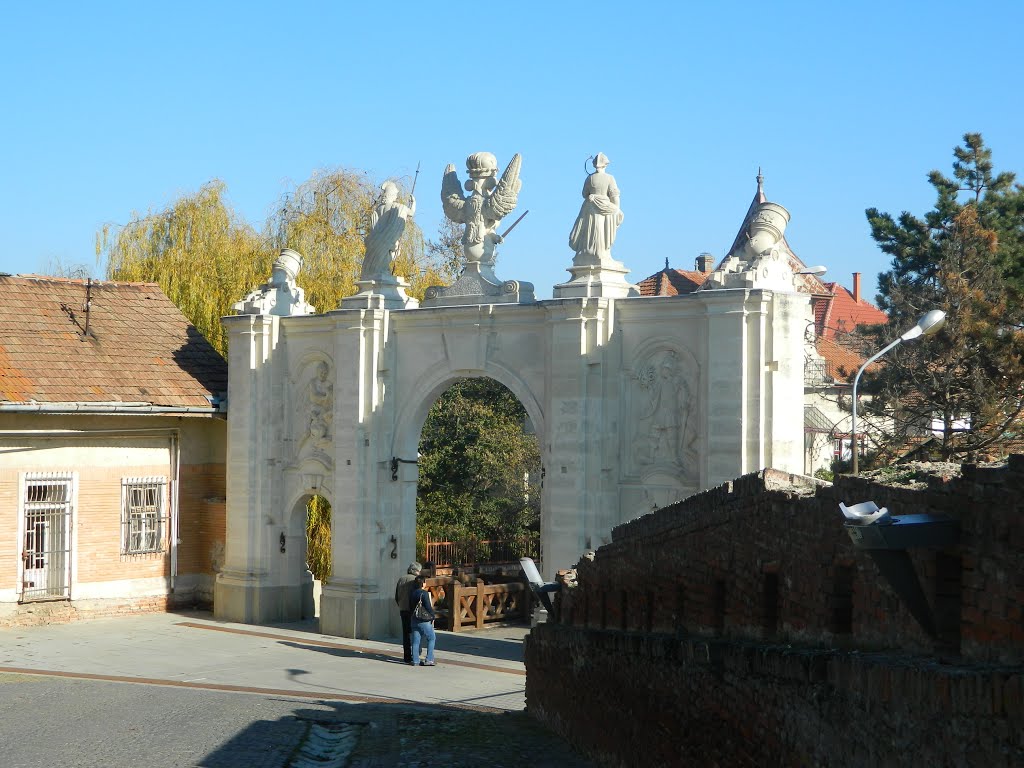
top-left (0, 592), bottom-right (212, 628)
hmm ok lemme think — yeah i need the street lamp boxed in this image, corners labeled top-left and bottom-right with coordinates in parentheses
top-left (850, 309), bottom-right (947, 475)
top-left (797, 265), bottom-right (828, 276)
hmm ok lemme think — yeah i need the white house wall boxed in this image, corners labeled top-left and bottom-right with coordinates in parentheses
top-left (0, 414), bottom-right (225, 618)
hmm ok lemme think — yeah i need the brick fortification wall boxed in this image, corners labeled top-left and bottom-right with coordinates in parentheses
top-left (525, 459), bottom-right (1024, 767)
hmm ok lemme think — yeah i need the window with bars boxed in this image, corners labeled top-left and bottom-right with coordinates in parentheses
top-left (121, 477), bottom-right (167, 555)
top-left (804, 358), bottom-right (828, 386)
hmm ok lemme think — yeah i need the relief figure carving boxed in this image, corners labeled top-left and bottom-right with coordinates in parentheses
top-left (634, 350), bottom-right (690, 467)
top-left (306, 361), bottom-right (333, 453)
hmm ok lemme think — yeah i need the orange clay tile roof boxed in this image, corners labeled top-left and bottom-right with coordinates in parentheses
top-left (0, 275), bottom-right (227, 407)
top-left (814, 334), bottom-right (873, 384)
top-left (818, 281), bottom-right (888, 340)
top-left (637, 268), bottom-right (711, 296)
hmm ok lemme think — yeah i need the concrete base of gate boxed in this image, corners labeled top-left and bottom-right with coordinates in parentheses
top-left (319, 582), bottom-right (392, 639)
top-left (214, 574), bottom-right (315, 625)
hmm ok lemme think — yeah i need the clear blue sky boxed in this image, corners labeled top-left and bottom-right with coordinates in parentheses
top-left (3, 1), bottom-right (1022, 302)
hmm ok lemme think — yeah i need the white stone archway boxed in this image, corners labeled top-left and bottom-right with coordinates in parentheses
top-left (214, 284), bottom-right (809, 638)
top-left (214, 174), bottom-right (813, 638)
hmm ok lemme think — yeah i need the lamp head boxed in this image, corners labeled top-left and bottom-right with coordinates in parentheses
top-left (900, 309), bottom-right (947, 341)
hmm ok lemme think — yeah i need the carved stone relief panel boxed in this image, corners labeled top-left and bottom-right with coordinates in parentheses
top-left (625, 346), bottom-right (699, 483)
top-left (292, 359), bottom-right (334, 466)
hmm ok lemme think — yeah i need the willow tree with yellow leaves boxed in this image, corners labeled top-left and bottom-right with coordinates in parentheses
top-left (100, 169), bottom-right (454, 356)
top-left (264, 169), bottom-right (449, 313)
top-left (99, 180), bottom-right (268, 354)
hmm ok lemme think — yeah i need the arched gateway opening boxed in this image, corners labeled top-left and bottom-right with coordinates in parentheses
top-left (414, 377), bottom-right (541, 578)
top-left (215, 195), bottom-right (811, 639)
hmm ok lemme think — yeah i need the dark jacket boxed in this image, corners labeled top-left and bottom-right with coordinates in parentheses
top-left (395, 574), bottom-right (417, 611)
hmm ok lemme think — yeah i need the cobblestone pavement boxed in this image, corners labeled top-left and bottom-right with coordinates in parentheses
top-left (0, 612), bottom-right (595, 767)
top-left (0, 674), bottom-right (594, 767)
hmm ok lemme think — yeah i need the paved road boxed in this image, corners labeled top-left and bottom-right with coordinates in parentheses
top-left (0, 611), bottom-right (594, 767)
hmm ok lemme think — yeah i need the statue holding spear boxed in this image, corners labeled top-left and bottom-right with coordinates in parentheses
top-left (360, 168), bottom-right (418, 281)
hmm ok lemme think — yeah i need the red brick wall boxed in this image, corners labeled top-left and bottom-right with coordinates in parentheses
top-left (177, 462), bottom-right (226, 579)
top-left (0, 458), bottom-right (225, 628)
top-left (76, 464), bottom-right (169, 585)
top-left (525, 459), bottom-right (1024, 766)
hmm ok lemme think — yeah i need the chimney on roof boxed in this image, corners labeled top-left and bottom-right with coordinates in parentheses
top-left (853, 272), bottom-right (861, 303)
top-left (696, 253), bottom-right (715, 273)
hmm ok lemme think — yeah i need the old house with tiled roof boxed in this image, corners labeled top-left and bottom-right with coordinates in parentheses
top-left (0, 275), bottom-right (227, 625)
top-left (636, 173), bottom-right (890, 476)
top-left (636, 254), bottom-right (715, 296)
top-left (803, 276), bottom-right (889, 473)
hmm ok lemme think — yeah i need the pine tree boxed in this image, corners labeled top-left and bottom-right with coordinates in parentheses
top-left (862, 134), bottom-right (1024, 462)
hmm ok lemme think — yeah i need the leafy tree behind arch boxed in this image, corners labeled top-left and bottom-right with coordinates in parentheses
top-left (416, 378), bottom-right (541, 547)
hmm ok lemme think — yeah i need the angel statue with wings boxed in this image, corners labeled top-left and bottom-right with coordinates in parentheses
top-left (441, 152), bottom-right (522, 277)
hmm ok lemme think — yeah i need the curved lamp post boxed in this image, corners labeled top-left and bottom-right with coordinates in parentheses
top-left (851, 309), bottom-right (947, 475)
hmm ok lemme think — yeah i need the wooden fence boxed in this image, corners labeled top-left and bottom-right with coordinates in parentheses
top-left (422, 535), bottom-right (540, 569)
top-left (423, 576), bottom-right (532, 633)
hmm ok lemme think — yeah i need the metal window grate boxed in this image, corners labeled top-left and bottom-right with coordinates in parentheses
top-left (804, 359), bottom-right (828, 387)
top-left (21, 472), bottom-right (73, 602)
top-left (121, 477), bottom-right (168, 555)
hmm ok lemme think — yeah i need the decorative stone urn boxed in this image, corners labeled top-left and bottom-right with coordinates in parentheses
top-left (746, 202), bottom-right (790, 256)
top-left (273, 248), bottom-right (303, 283)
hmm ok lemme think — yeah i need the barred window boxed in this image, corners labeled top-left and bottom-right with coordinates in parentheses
top-left (804, 358), bottom-right (828, 387)
top-left (121, 477), bottom-right (167, 555)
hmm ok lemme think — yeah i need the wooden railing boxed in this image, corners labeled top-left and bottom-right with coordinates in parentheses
top-left (423, 535), bottom-right (540, 569)
top-left (423, 576), bottom-right (532, 633)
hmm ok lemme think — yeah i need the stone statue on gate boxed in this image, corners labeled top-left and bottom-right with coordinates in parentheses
top-left (422, 152), bottom-right (534, 305)
top-left (341, 180), bottom-right (419, 310)
top-left (699, 200), bottom-right (794, 292)
top-left (234, 248), bottom-right (315, 316)
top-left (361, 181), bottom-right (416, 280)
top-left (569, 152), bottom-right (624, 264)
top-left (440, 152), bottom-right (522, 278)
top-left (553, 153), bottom-right (637, 299)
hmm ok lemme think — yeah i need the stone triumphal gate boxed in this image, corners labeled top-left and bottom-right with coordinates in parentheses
top-left (214, 154), bottom-right (811, 639)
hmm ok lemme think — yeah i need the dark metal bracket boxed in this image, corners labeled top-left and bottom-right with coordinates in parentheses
top-left (390, 456), bottom-right (418, 481)
top-left (844, 512), bottom-right (959, 637)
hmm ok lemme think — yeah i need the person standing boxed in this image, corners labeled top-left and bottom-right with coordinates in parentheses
top-left (409, 575), bottom-right (437, 667)
top-left (395, 562), bottom-right (422, 664)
